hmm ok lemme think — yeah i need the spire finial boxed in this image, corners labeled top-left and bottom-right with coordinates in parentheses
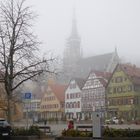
top-left (70, 5), bottom-right (79, 38)
top-left (114, 45), bottom-right (117, 53)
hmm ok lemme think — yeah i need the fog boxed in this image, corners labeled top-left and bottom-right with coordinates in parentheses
top-left (27, 0), bottom-right (140, 65)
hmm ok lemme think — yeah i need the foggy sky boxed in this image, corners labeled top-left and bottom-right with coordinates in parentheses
top-left (27, 0), bottom-right (140, 65)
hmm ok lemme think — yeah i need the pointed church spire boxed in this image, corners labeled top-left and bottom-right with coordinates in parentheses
top-left (114, 45), bottom-right (118, 54)
top-left (70, 7), bottom-right (79, 38)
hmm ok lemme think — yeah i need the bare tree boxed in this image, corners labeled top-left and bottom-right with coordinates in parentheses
top-left (0, 0), bottom-right (55, 124)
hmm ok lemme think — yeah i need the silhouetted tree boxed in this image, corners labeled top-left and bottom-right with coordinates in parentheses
top-left (0, 0), bottom-right (55, 124)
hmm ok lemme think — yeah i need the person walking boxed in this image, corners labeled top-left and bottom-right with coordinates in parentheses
top-left (68, 120), bottom-right (74, 130)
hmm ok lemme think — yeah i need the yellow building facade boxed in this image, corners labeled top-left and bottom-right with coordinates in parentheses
top-left (40, 84), bottom-right (67, 121)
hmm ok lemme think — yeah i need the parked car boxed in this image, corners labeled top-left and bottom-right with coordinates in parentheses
top-left (111, 117), bottom-right (119, 124)
top-left (0, 118), bottom-right (12, 138)
top-left (105, 117), bottom-right (119, 124)
top-left (105, 119), bottom-right (111, 124)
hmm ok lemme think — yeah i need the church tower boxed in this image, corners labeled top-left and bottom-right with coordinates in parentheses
top-left (63, 9), bottom-right (82, 79)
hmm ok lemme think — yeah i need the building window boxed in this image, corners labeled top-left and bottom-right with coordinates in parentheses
top-left (67, 94), bottom-right (69, 99)
top-left (123, 98), bottom-right (127, 105)
top-left (108, 87), bottom-right (112, 94)
top-left (130, 99), bottom-right (134, 105)
top-left (74, 102), bottom-right (76, 108)
top-left (117, 87), bottom-right (122, 93)
top-left (68, 103), bottom-right (70, 108)
top-left (77, 101), bottom-right (80, 108)
top-left (115, 77), bottom-right (123, 83)
top-left (66, 103), bottom-right (68, 108)
top-left (122, 86), bottom-right (126, 92)
top-left (78, 93), bottom-right (80, 98)
top-left (72, 102), bottom-right (74, 108)
top-left (134, 97), bottom-right (139, 105)
top-left (94, 80), bottom-right (99, 87)
top-left (61, 103), bottom-right (64, 108)
top-left (128, 85), bottom-right (133, 91)
top-left (70, 102), bottom-right (72, 108)
top-left (124, 77), bottom-right (127, 81)
top-left (111, 78), bottom-right (114, 83)
top-left (113, 87), bottom-right (117, 93)
top-left (135, 110), bottom-right (138, 118)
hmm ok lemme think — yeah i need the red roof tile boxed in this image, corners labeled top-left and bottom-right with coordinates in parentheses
top-left (91, 70), bottom-right (111, 80)
top-left (49, 84), bottom-right (67, 102)
top-left (89, 70), bottom-right (111, 87)
top-left (120, 64), bottom-right (140, 85)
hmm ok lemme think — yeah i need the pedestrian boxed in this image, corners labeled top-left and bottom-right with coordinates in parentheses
top-left (44, 120), bottom-right (47, 125)
top-left (68, 120), bottom-right (74, 130)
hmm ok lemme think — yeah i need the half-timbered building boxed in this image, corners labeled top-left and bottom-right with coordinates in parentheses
top-left (81, 70), bottom-right (110, 120)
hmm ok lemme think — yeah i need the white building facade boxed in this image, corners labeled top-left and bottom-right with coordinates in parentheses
top-left (65, 78), bottom-right (85, 120)
top-left (23, 99), bottom-right (41, 122)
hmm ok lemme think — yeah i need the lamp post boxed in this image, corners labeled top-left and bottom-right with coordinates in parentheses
top-left (24, 92), bottom-right (32, 129)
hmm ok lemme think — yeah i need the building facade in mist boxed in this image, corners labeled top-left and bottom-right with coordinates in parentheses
top-left (107, 64), bottom-right (140, 121)
top-left (65, 78), bottom-right (85, 120)
top-left (63, 12), bottom-right (120, 82)
top-left (63, 11), bottom-right (82, 80)
top-left (40, 83), bottom-right (67, 121)
top-left (81, 70), bottom-right (110, 120)
top-left (0, 79), bottom-right (23, 121)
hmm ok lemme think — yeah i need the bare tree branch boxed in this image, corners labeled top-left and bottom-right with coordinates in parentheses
top-left (0, 0), bottom-right (56, 123)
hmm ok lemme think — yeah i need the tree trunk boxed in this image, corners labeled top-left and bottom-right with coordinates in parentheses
top-left (7, 93), bottom-right (12, 124)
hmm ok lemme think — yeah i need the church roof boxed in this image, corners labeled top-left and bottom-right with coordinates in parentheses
top-left (80, 52), bottom-right (113, 69)
top-left (76, 52), bottom-right (115, 78)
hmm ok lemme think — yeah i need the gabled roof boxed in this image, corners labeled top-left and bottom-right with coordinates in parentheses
top-left (90, 70), bottom-right (111, 80)
top-left (49, 84), bottom-right (67, 102)
top-left (120, 64), bottom-right (140, 85)
top-left (67, 77), bottom-right (85, 90)
top-left (121, 64), bottom-right (140, 77)
top-left (74, 78), bottom-right (86, 90)
top-left (99, 78), bottom-right (108, 87)
top-left (89, 70), bottom-right (111, 87)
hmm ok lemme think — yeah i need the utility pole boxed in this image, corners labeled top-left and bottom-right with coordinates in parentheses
top-left (24, 92), bottom-right (32, 129)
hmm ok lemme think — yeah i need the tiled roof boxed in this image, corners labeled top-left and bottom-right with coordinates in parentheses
top-left (91, 70), bottom-right (111, 80)
top-left (74, 78), bottom-right (86, 90)
top-left (90, 70), bottom-right (111, 87)
top-left (80, 52), bottom-right (114, 68)
top-left (120, 64), bottom-right (140, 85)
top-left (49, 84), bottom-right (67, 102)
top-left (76, 52), bottom-right (115, 78)
top-left (99, 78), bottom-right (108, 87)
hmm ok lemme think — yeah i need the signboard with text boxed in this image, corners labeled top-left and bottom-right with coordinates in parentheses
top-left (24, 92), bottom-right (32, 100)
